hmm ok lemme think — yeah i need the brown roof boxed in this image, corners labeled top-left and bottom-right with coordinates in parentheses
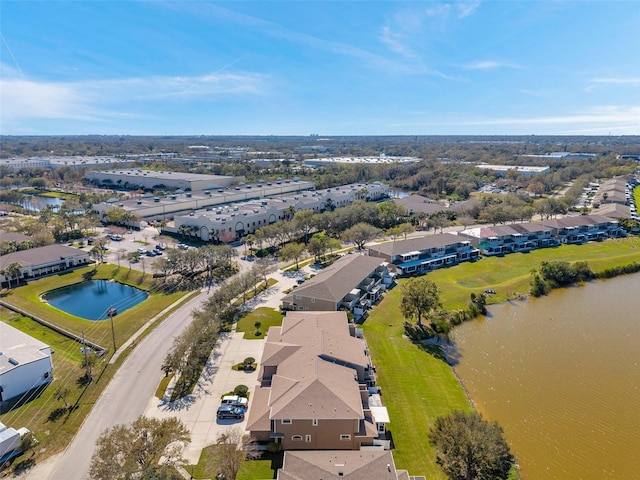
top-left (593, 203), bottom-right (631, 219)
top-left (368, 233), bottom-right (464, 257)
top-left (251, 312), bottom-right (369, 427)
top-left (282, 255), bottom-right (383, 305)
top-left (0, 244), bottom-right (88, 269)
top-left (540, 215), bottom-right (617, 230)
top-left (277, 450), bottom-right (401, 480)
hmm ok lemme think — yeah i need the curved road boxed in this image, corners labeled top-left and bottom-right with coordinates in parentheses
top-left (44, 288), bottom-right (211, 480)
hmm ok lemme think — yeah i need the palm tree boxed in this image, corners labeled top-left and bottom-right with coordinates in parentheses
top-left (4, 262), bottom-right (22, 289)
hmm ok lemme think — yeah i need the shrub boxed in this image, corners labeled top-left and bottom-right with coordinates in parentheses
top-left (234, 384), bottom-right (249, 397)
top-left (244, 357), bottom-right (255, 366)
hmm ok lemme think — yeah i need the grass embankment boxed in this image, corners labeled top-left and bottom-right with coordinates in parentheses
top-left (0, 264), bottom-right (191, 468)
top-left (236, 307), bottom-right (284, 339)
top-left (634, 185), bottom-right (640, 209)
top-left (363, 236), bottom-right (640, 478)
top-left (1, 263), bottom-right (186, 348)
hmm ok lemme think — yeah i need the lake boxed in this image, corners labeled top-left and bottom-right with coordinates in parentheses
top-left (451, 274), bottom-right (640, 479)
top-left (43, 280), bottom-right (149, 320)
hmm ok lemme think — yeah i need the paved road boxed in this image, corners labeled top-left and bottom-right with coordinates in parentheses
top-left (40, 287), bottom-right (212, 480)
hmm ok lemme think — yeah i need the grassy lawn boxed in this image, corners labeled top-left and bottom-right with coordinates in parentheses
top-left (363, 290), bottom-right (472, 479)
top-left (236, 307), bottom-right (284, 339)
top-left (0, 308), bottom-right (130, 462)
top-left (426, 236), bottom-right (640, 309)
top-left (361, 235), bottom-right (640, 478)
top-left (189, 444), bottom-right (280, 480)
top-left (0, 263), bottom-right (187, 348)
top-left (0, 263), bottom-right (191, 470)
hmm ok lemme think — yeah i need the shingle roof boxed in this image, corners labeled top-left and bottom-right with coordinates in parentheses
top-left (368, 233), bottom-right (463, 257)
top-left (0, 231), bottom-right (32, 243)
top-left (393, 195), bottom-right (446, 215)
top-left (282, 255), bottom-right (383, 304)
top-left (277, 450), bottom-right (400, 480)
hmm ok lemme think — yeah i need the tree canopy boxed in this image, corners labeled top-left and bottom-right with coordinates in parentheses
top-left (429, 411), bottom-right (514, 480)
top-left (89, 416), bottom-right (190, 480)
top-left (400, 277), bottom-right (441, 327)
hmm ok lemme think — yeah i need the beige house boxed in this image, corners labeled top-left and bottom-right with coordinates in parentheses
top-left (281, 255), bottom-right (392, 320)
top-left (277, 450), bottom-right (411, 480)
top-left (247, 311), bottom-right (389, 451)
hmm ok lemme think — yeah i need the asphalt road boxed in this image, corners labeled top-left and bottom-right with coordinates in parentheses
top-left (46, 287), bottom-right (211, 480)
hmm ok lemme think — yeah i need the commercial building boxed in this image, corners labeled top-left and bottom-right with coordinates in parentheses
top-left (476, 164), bottom-right (550, 176)
top-left (172, 182), bottom-right (389, 242)
top-left (247, 311), bottom-right (389, 451)
top-left (367, 233), bottom-right (479, 276)
top-left (85, 169), bottom-right (244, 192)
top-left (0, 322), bottom-right (53, 413)
top-left (92, 178), bottom-right (316, 223)
top-left (281, 255), bottom-right (392, 321)
top-left (0, 245), bottom-right (91, 287)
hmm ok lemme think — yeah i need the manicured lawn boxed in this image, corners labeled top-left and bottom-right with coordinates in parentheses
top-left (363, 289), bottom-right (472, 479)
top-left (362, 236), bottom-right (640, 478)
top-left (236, 307), bottom-right (284, 339)
top-left (426, 236), bottom-right (640, 309)
top-left (1, 263), bottom-right (187, 348)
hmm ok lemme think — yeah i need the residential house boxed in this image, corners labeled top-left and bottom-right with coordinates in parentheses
top-left (0, 244), bottom-right (91, 287)
top-left (277, 450), bottom-right (411, 480)
top-left (367, 233), bottom-right (479, 276)
top-left (459, 223), bottom-right (560, 256)
top-left (540, 215), bottom-right (627, 244)
top-left (281, 255), bottom-right (391, 321)
top-left (247, 311), bottom-right (389, 451)
top-left (0, 322), bottom-right (54, 413)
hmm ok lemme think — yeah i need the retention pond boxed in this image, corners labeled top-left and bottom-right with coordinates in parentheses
top-left (43, 280), bottom-right (149, 320)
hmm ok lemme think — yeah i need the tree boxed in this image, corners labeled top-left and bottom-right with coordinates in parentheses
top-left (90, 416), bottom-right (190, 480)
top-left (341, 222), bottom-right (380, 250)
top-left (203, 428), bottom-right (259, 480)
top-left (279, 242), bottom-right (305, 270)
top-left (400, 277), bottom-right (441, 327)
top-left (428, 410), bottom-right (514, 480)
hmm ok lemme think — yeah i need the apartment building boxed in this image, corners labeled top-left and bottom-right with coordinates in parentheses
top-left (247, 311), bottom-right (389, 451)
top-left (367, 233), bottom-right (479, 276)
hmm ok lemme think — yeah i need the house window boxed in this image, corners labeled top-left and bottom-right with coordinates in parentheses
top-left (305, 435), bottom-right (311, 443)
top-left (281, 419), bottom-right (292, 425)
top-left (311, 298), bottom-right (315, 303)
top-left (292, 435), bottom-right (303, 441)
top-left (312, 419), bottom-right (318, 426)
top-left (340, 434), bottom-right (351, 441)
top-left (295, 295), bottom-right (301, 300)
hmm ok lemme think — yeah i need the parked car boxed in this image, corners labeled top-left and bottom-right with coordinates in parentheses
top-left (216, 405), bottom-right (245, 420)
top-left (221, 395), bottom-right (248, 408)
top-left (153, 249), bottom-right (163, 255)
top-left (155, 244), bottom-right (165, 250)
top-left (145, 250), bottom-right (156, 257)
top-left (177, 243), bottom-right (189, 250)
top-left (137, 248), bottom-right (147, 254)
top-left (297, 278), bottom-right (306, 285)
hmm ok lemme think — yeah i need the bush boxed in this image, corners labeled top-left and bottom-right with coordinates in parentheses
top-left (234, 385), bottom-right (249, 397)
top-left (266, 442), bottom-right (282, 453)
top-left (243, 357), bottom-right (255, 366)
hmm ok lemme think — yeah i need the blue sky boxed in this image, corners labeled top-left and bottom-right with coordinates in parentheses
top-left (1, 1), bottom-right (639, 136)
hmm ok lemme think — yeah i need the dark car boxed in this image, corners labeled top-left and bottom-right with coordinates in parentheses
top-left (217, 405), bottom-right (245, 420)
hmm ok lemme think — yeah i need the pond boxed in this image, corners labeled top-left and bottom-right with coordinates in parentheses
top-left (451, 274), bottom-right (640, 479)
top-left (20, 195), bottom-right (65, 212)
top-left (43, 280), bottom-right (149, 320)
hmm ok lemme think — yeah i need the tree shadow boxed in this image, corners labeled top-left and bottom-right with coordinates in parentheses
top-left (47, 407), bottom-right (68, 422)
top-left (415, 339), bottom-right (462, 366)
top-left (82, 270), bottom-right (97, 281)
top-left (12, 455), bottom-right (36, 476)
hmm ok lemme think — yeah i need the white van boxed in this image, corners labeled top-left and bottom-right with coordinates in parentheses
top-left (221, 395), bottom-right (248, 408)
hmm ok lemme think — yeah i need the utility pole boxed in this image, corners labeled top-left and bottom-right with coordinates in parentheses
top-left (109, 305), bottom-right (117, 354)
top-left (82, 331), bottom-right (91, 380)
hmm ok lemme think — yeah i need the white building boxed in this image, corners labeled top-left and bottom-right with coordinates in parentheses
top-left (173, 182), bottom-right (390, 242)
top-left (85, 169), bottom-right (244, 191)
top-left (0, 322), bottom-right (53, 413)
top-left (476, 164), bottom-right (550, 176)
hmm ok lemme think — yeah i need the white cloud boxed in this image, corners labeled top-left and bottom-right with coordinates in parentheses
top-left (379, 26), bottom-right (416, 58)
top-left (462, 60), bottom-right (519, 70)
top-left (389, 105), bottom-right (640, 134)
top-left (0, 64), bottom-right (266, 123)
top-left (456, 0), bottom-right (481, 18)
top-left (585, 77), bottom-right (640, 92)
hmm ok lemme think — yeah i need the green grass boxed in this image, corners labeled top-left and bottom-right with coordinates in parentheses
top-left (634, 185), bottom-right (640, 209)
top-left (0, 308), bottom-right (131, 464)
top-left (1, 263), bottom-right (187, 348)
top-left (360, 235), bottom-right (640, 478)
top-left (236, 307), bottom-right (284, 339)
top-left (426, 236), bottom-right (640, 309)
top-left (155, 374), bottom-right (173, 400)
top-left (363, 290), bottom-right (472, 479)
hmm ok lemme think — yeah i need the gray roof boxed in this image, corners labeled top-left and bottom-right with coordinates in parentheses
top-left (0, 231), bottom-right (32, 243)
top-left (394, 195), bottom-right (446, 215)
top-left (368, 233), bottom-right (464, 257)
top-left (0, 322), bottom-right (50, 376)
top-left (282, 255), bottom-right (383, 304)
top-left (540, 215), bottom-right (617, 230)
top-left (0, 244), bottom-right (88, 269)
